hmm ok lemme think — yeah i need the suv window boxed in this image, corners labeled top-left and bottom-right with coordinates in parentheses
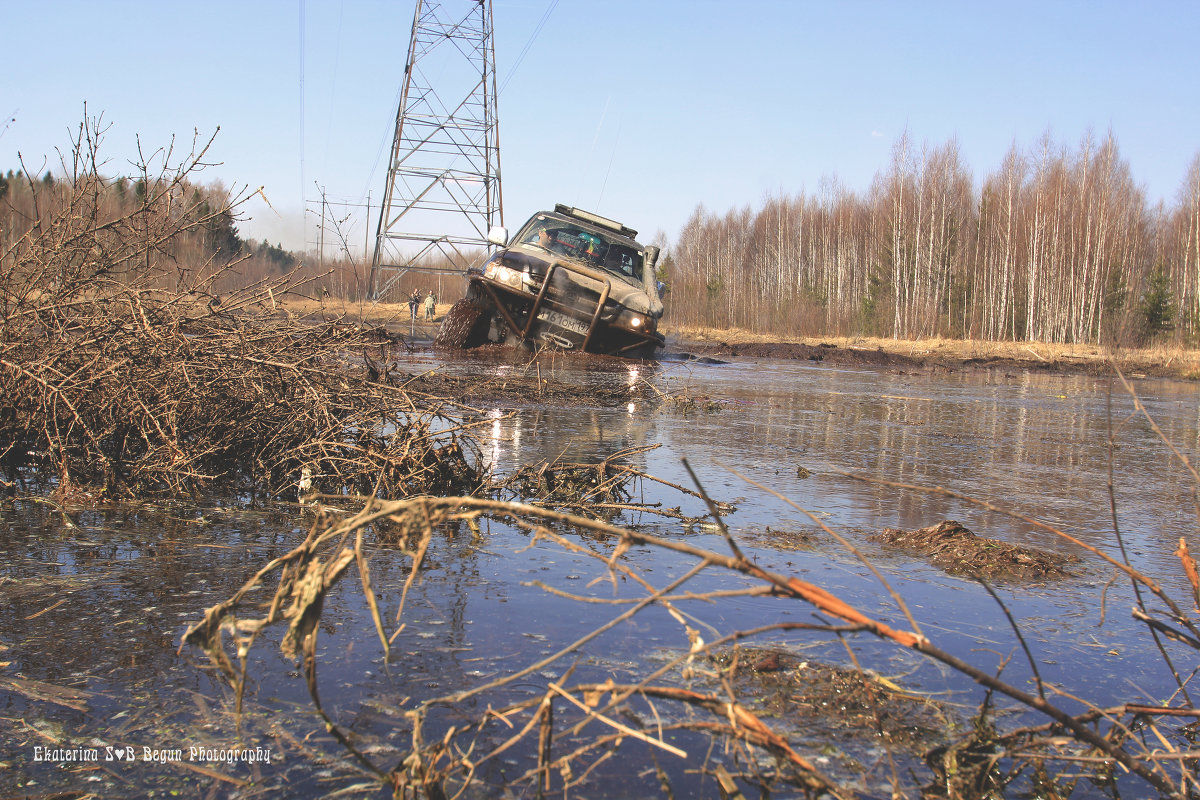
top-left (517, 216), bottom-right (643, 281)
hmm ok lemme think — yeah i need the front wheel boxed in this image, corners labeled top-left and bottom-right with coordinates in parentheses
top-left (434, 299), bottom-right (492, 349)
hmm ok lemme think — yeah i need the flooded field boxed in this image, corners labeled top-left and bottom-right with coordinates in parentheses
top-left (2, 348), bottom-right (1197, 798)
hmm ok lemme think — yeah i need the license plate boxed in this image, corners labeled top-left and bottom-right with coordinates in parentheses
top-left (536, 309), bottom-right (590, 336)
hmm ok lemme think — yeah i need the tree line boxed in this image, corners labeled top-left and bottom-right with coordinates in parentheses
top-left (666, 131), bottom-right (1200, 347)
top-left (0, 164), bottom-right (316, 297)
top-left (0, 163), bottom-right (461, 306)
top-left (7, 124), bottom-right (1198, 343)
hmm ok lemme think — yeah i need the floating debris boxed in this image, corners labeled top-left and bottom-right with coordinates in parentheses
top-left (873, 520), bottom-right (1077, 581)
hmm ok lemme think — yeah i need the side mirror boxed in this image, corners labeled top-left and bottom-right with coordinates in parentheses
top-left (487, 226), bottom-right (509, 246)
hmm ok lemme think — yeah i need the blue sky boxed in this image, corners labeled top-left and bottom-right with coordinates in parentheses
top-left (4, 1), bottom-right (1198, 256)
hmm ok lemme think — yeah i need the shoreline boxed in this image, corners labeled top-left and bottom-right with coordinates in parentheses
top-left (292, 298), bottom-right (1200, 381)
top-left (666, 325), bottom-right (1200, 381)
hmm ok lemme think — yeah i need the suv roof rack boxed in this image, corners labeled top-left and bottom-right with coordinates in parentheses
top-left (553, 204), bottom-right (638, 239)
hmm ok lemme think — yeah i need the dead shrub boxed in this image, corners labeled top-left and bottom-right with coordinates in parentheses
top-left (0, 115), bottom-right (482, 502)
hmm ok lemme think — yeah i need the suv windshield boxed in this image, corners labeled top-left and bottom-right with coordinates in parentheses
top-left (518, 216), bottom-right (644, 281)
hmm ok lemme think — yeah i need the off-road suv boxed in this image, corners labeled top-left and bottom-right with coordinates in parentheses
top-left (435, 205), bottom-right (665, 357)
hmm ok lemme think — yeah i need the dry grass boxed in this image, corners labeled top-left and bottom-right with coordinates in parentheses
top-left (285, 297), bottom-right (452, 329)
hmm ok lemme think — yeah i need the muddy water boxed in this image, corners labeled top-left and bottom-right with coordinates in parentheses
top-left (1, 351), bottom-right (1197, 798)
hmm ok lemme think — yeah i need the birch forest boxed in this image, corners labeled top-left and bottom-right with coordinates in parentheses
top-left (668, 131), bottom-right (1200, 347)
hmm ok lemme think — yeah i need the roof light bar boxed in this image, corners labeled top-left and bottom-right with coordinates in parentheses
top-left (554, 204), bottom-right (638, 239)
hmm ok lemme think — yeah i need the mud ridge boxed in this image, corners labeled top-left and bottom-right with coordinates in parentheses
top-left (872, 519), bottom-right (1077, 581)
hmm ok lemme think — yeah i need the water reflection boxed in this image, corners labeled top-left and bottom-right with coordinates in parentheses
top-left (2, 353), bottom-right (1197, 798)
top-left (636, 360), bottom-right (1197, 571)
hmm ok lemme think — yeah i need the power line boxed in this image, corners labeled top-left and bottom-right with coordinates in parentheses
top-left (499, 0), bottom-right (559, 96)
top-left (320, 0), bottom-right (345, 179)
top-left (0, 108), bottom-right (17, 140)
top-left (298, 0), bottom-right (306, 211)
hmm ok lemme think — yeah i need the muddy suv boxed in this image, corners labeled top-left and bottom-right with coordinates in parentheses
top-left (436, 205), bottom-right (665, 357)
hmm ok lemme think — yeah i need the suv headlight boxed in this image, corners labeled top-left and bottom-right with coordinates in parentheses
top-left (618, 310), bottom-right (653, 333)
top-left (485, 262), bottom-right (523, 289)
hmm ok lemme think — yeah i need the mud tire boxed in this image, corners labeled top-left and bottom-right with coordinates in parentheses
top-left (434, 299), bottom-right (492, 349)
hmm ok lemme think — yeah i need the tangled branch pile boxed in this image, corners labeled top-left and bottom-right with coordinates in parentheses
top-left (184, 497), bottom-right (861, 799)
top-left (182, 488), bottom-right (1200, 799)
top-left (0, 117), bottom-right (481, 501)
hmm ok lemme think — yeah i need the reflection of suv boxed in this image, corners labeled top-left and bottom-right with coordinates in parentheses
top-left (436, 205), bottom-right (665, 357)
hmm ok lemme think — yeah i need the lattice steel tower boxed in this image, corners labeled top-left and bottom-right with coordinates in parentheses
top-left (369, 0), bottom-right (503, 301)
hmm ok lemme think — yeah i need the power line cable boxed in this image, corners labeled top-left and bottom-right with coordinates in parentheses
top-left (499, 0), bottom-right (560, 96)
top-left (299, 0), bottom-right (307, 216)
top-left (0, 108), bottom-right (17, 140)
top-left (321, 0), bottom-right (345, 179)
top-left (360, 81), bottom-right (404, 202)
top-left (597, 115), bottom-right (623, 210)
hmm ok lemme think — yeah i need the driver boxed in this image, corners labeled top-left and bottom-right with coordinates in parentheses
top-left (525, 227), bottom-right (553, 250)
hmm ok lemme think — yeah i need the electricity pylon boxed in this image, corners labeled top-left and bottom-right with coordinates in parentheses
top-left (369, 0), bottom-right (503, 301)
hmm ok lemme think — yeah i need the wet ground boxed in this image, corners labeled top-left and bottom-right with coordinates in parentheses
top-left (2, 345), bottom-right (1198, 798)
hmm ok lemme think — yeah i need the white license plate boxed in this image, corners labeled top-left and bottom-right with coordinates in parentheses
top-left (536, 309), bottom-right (590, 336)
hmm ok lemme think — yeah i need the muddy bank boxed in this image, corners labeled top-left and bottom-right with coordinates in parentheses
top-left (686, 339), bottom-right (922, 369)
top-left (667, 329), bottom-right (1200, 380)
